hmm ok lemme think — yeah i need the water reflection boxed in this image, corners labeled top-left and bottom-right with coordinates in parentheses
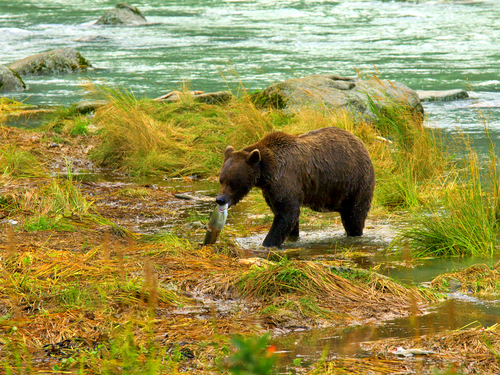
top-left (278, 296), bottom-right (500, 370)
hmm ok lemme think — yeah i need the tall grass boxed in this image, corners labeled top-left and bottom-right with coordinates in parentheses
top-left (367, 94), bottom-right (447, 209)
top-left (393, 134), bottom-right (500, 257)
top-left (88, 84), bottom-right (272, 177)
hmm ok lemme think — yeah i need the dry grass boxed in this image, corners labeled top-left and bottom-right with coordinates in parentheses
top-left (0, 228), bottom-right (256, 373)
top-left (354, 322), bottom-right (500, 375)
top-left (194, 258), bottom-right (440, 328)
top-left (431, 262), bottom-right (500, 295)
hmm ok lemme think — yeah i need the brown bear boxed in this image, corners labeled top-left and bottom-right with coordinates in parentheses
top-left (216, 127), bottom-right (375, 248)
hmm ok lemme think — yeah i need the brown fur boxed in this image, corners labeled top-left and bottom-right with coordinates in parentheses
top-left (216, 127), bottom-right (375, 248)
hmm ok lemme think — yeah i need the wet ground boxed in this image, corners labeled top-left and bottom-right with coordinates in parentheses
top-left (2, 125), bottom-right (500, 373)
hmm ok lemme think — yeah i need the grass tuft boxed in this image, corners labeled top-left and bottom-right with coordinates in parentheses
top-left (0, 145), bottom-right (45, 179)
top-left (392, 140), bottom-right (499, 257)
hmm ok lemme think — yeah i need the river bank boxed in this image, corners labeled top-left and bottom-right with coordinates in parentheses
top-left (2, 89), bottom-right (500, 373)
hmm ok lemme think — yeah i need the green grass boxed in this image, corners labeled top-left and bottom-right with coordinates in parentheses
top-left (367, 94), bottom-right (447, 210)
top-left (0, 145), bottom-right (45, 179)
top-left (87, 84), bottom-right (273, 177)
top-left (224, 333), bottom-right (277, 375)
top-left (70, 117), bottom-right (90, 135)
top-left (118, 187), bottom-right (151, 198)
top-left (23, 216), bottom-right (76, 232)
top-left (41, 105), bottom-right (89, 135)
top-left (392, 143), bottom-right (499, 258)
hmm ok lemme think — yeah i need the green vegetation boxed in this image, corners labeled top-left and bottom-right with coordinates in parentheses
top-left (225, 333), bottom-right (277, 375)
top-left (431, 262), bottom-right (500, 295)
top-left (87, 84), bottom-right (272, 176)
top-left (392, 134), bottom-right (500, 257)
top-left (23, 215), bottom-right (76, 232)
top-left (237, 257), bottom-right (438, 322)
top-left (3, 80), bottom-right (500, 373)
top-left (0, 97), bottom-right (29, 111)
top-left (0, 145), bottom-right (45, 179)
top-left (41, 105), bottom-right (91, 135)
top-left (32, 81), bottom-right (500, 259)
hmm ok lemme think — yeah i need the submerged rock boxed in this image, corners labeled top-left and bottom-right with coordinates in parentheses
top-left (7, 48), bottom-right (91, 76)
top-left (75, 35), bottom-right (110, 43)
top-left (251, 74), bottom-right (423, 123)
top-left (155, 91), bottom-right (233, 105)
top-left (0, 65), bottom-right (26, 92)
top-left (417, 89), bottom-right (469, 102)
top-left (95, 3), bottom-right (148, 26)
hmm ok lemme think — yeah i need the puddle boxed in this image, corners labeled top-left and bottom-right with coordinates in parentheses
top-left (277, 294), bottom-right (500, 371)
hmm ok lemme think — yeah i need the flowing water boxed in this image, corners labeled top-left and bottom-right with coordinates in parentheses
top-left (2, 0), bottom-right (500, 369)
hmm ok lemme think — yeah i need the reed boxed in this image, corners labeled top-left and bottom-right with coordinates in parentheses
top-left (393, 136), bottom-right (499, 258)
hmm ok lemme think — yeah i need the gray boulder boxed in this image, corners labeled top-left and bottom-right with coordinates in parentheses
top-left (95, 3), bottom-right (148, 26)
top-left (0, 65), bottom-right (26, 92)
top-left (252, 74), bottom-right (424, 123)
top-left (7, 48), bottom-right (91, 76)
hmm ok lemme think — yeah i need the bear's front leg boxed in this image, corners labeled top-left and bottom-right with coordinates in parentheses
top-left (262, 205), bottom-right (300, 248)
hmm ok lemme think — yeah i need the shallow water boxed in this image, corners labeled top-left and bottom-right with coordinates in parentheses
top-left (278, 296), bottom-right (500, 372)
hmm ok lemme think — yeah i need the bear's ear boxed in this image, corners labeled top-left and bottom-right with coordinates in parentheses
top-left (246, 149), bottom-right (261, 165)
top-left (224, 146), bottom-right (235, 161)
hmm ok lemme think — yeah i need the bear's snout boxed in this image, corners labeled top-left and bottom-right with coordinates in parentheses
top-left (215, 195), bottom-right (229, 206)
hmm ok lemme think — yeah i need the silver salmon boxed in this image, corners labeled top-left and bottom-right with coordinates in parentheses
top-left (203, 203), bottom-right (228, 245)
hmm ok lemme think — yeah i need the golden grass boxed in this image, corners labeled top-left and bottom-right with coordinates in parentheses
top-left (353, 322), bottom-right (500, 375)
top-left (431, 262), bottom-right (500, 295)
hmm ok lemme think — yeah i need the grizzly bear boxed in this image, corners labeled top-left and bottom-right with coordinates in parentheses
top-left (216, 127), bottom-right (375, 248)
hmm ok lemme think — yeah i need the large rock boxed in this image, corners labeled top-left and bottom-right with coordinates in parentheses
top-left (252, 74), bottom-right (424, 123)
top-left (0, 65), bottom-right (26, 92)
top-left (95, 3), bottom-right (148, 26)
top-left (7, 48), bottom-right (91, 76)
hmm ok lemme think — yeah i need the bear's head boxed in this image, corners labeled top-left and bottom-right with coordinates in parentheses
top-left (216, 146), bottom-right (261, 207)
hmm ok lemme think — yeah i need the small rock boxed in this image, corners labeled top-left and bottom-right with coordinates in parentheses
top-left (155, 91), bottom-right (233, 105)
top-left (95, 3), bottom-right (148, 26)
top-left (417, 89), bottom-right (469, 102)
top-left (447, 278), bottom-right (462, 292)
top-left (74, 100), bottom-right (108, 113)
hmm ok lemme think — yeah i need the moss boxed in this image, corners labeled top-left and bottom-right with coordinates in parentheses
top-left (250, 86), bottom-right (287, 109)
top-left (7, 67), bottom-right (26, 89)
top-left (76, 52), bottom-right (91, 70)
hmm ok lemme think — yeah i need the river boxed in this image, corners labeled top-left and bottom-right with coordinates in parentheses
top-left (1, 0), bottom-right (499, 134)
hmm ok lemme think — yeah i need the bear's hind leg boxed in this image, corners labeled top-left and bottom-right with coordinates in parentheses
top-left (338, 198), bottom-right (370, 237)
